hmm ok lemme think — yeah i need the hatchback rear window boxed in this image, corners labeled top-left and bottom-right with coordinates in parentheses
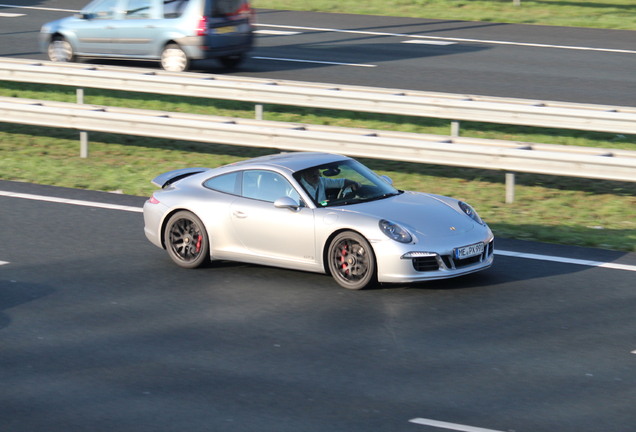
top-left (206, 0), bottom-right (249, 17)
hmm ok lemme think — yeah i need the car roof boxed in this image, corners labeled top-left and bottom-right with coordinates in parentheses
top-left (225, 152), bottom-right (350, 173)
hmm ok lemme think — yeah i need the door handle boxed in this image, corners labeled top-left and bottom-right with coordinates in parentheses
top-left (233, 210), bottom-right (247, 219)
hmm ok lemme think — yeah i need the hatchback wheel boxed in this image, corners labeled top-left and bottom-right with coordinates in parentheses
top-left (48, 36), bottom-right (74, 62)
top-left (164, 211), bottom-right (209, 268)
top-left (328, 231), bottom-right (376, 290)
top-left (161, 44), bottom-right (189, 72)
top-left (219, 54), bottom-right (245, 69)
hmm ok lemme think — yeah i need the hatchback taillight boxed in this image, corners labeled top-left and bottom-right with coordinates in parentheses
top-left (196, 16), bottom-right (208, 36)
top-left (148, 195), bottom-right (160, 204)
top-left (236, 1), bottom-right (254, 23)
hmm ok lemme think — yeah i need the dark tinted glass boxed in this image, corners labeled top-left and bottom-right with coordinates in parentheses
top-left (206, 0), bottom-right (247, 17)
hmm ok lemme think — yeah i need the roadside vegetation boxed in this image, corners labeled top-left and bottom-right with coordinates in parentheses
top-left (255, 0), bottom-right (636, 31)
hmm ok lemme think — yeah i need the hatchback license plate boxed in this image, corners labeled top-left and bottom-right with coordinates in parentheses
top-left (215, 26), bottom-right (236, 34)
top-left (454, 242), bottom-right (484, 260)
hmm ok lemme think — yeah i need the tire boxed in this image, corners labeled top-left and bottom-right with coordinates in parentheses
top-left (161, 43), bottom-right (189, 72)
top-left (327, 231), bottom-right (376, 290)
top-left (218, 54), bottom-right (245, 69)
top-left (48, 36), bottom-right (74, 63)
top-left (164, 211), bottom-right (209, 269)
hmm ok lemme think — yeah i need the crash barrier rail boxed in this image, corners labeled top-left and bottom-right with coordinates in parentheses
top-left (1, 57), bottom-right (636, 136)
top-left (1, 58), bottom-right (635, 202)
top-left (2, 96), bottom-right (635, 204)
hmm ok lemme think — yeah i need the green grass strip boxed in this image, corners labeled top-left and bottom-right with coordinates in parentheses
top-left (1, 82), bottom-right (635, 252)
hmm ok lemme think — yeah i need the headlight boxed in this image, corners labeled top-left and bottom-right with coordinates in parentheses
top-left (459, 201), bottom-right (484, 225)
top-left (379, 219), bottom-right (412, 243)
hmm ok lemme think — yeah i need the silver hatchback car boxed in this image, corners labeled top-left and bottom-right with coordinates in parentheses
top-left (39, 0), bottom-right (254, 72)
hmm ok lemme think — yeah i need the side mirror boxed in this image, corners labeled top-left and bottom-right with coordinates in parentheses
top-left (274, 196), bottom-right (301, 211)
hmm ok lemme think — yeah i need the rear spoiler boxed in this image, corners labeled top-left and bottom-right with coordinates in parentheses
top-left (151, 167), bottom-right (208, 188)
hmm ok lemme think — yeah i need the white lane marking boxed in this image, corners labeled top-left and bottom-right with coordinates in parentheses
top-left (496, 249), bottom-right (636, 272)
top-left (254, 29), bottom-right (302, 36)
top-left (0, 190), bottom-right (143, 213)
top-left (409, 418), bottom-right (505, 432)
top-left (402, 40), bottom-right (457, 46)
top-left (252, 56), bottom-right (377, 67)
top-left (256, 23), bottom-right (636, 55)
top-left (0, 261), bottom-right (9, 266)
top-left (0, 4), bottom-right (78, 13)
top-left (2, 190), bottom-right (634, 272)
top-left (0, 12), bottom-right (24, 17)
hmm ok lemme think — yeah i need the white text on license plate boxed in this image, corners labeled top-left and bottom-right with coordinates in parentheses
top-left (215, 26), bottom-right (236, 34)
top-left (455, 242), bottom-right (484, 260)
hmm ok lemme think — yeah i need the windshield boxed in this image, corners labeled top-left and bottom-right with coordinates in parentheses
top-left (293, 159), bottom-right (401, 208)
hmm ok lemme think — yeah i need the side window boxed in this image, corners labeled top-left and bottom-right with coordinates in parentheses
top-left (242, 170), bottom-right (300, 203)
top-left (163, 0), bottom-right (189, 18)
top-left (203, 172), bottom-right (240, 195)
top-left (85, 0), bottom-right (119, 19)
top-left (125, 0), bottom-right (152, 18)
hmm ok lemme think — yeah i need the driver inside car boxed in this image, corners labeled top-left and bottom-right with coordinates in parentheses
top-left (299, 167), bottom-right (361, 206)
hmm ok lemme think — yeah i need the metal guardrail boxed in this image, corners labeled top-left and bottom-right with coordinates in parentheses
top-left (1, 58), bottom-right (635, 203)
top-left (2, 97), bottom-right (635, 185)
top-left (1, 57), bottom-right (636, 135)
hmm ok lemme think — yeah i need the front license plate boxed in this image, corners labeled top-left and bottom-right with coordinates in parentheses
top-left (215, 26), bottom-right (236, 34)
top-left (454, 242), bottom-right (485, 260)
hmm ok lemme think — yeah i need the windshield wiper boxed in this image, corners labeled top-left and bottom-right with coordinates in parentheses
top-left (362, 190), bottom-right (402, 203)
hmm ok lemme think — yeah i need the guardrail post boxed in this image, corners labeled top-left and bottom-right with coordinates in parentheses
top-left (451, 120), bottom-right (460, 137)
top-left (505, 172), bottom-right (516, 203)
top-left (255, 103), bottom-right (264, 121)
top-left (76, 88), bottom-right (88, 158)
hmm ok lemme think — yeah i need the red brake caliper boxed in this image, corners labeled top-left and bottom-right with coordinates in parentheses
top-left (195, 235), bottom-right (202, 253)
top-left (340, 244), bottom-right (348, 274)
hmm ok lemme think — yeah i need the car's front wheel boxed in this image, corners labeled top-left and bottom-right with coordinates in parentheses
top-left (164, 211), bottom-right (209, 268)
top-left (327, 231), bottom-right (376, 290)
top-left (161, 43), bottom-right (189, 72)
top-left (48, 36), bottom-right (74, 62)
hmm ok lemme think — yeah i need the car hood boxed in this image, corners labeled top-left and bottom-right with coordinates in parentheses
top-left (342, 191), bottom-right (478, 236)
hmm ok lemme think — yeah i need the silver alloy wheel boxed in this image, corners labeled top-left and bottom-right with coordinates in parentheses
top-left (48, 37), bottom-right (74, 62)
top-left (164, 211), bottom-right (209, 268)
top-left (328, 231), bottom-right (376, 290)
top-left (161, 44), bottom-right (189, 72)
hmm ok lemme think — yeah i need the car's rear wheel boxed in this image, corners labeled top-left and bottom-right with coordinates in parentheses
top-left (48, 36), bottom-right (74, 62)
top-left (161, 43), bottom-right (189, 72)
top-left (327, 231), bottom-right (376, 290)
top-left (164, 211), bottom-right (209, 268)
top-left (218, 54), bottom-right (245, 68)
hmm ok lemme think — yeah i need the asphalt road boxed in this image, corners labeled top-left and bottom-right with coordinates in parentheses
top-left (1, 180), bottom-right (635, 432)
top-left (1, 1), bottom-right (635, 106)
top-left (2, 4), bottom-right (636, 431)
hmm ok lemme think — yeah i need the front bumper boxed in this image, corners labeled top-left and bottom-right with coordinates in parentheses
top-left (374, 236), bottom-right (495, 284)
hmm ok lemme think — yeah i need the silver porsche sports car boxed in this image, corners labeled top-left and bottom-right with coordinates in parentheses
top-left (143, 152), bottom-right (494, 289)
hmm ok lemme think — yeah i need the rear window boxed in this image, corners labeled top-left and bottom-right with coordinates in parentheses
top-left (205, 0), bottom-right (249, 17)
top-left (163, 0), bottom-right (189, 18)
